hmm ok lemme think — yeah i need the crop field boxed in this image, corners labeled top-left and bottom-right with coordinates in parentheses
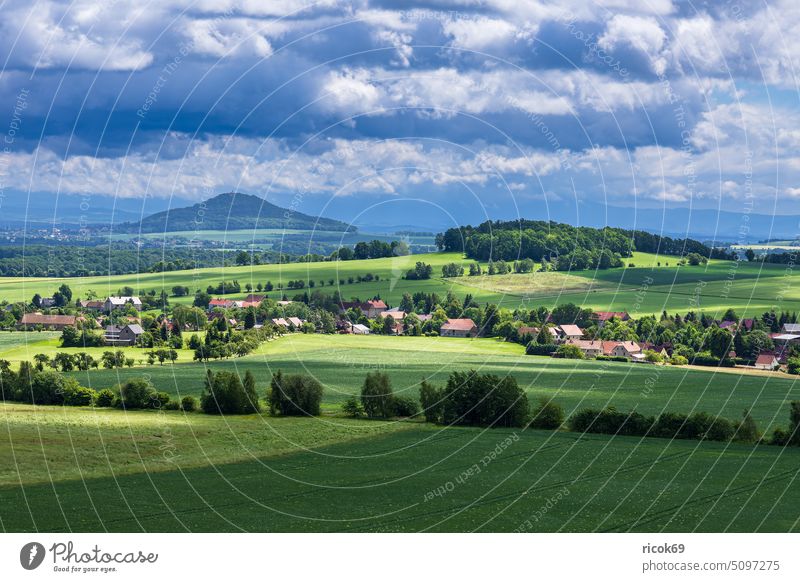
top-left (3, 250), bottom-right (799, 317)
top-left (60, 334), bottom-right (800, 433)
top-left (1, 412), bottom-right (798, 532)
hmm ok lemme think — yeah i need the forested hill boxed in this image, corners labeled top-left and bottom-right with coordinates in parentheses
top-left (115, 193), bottom-right (353, 233)
top-left (436, 220), bottom-right (732, 270)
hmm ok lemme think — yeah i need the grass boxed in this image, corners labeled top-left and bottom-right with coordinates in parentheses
top-left (4, 249), bottom-right (800, 317)
top-left (61, 334), bottom-right (800, 432)
top-left (0, 403), bottom-right (409, 486)
top-left (0, 332), bottom-right (202, 364)
top-left (1, 418), bottom-right (798, 532)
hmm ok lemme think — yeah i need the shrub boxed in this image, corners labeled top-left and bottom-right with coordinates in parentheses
top-left (529, 397), bottom-right (564, 430)
top-left (341, 395), bottom-right (364, 418)
top-left (180, 395), bottom-right (198, 412)
top-left (568, 407), bottom-right (653, 437)
top-left (392, 395), bottom-right (420, 417)
top-left (201, 370), bottom-right (261, 415)
top-left (114, 378), bottom-right (158, 409)
top-left (95, 388), bottom-right (116, 407)
top-left (164, 401), bottom-right (180, 410)
top-left (525, 343), bottom-right (558, 356)
top-left (555, 344), bottom-right (584, 359)
top-left (440, 370), bottom-right (530, 428)
top-left (62, 383), bottom-right (97, 406)
top-left (268, 371), bottom-right (323, 416)
top-left (669, 355), bottom-right (688, 366)
top-left (361, 372), bottom-right (395, 418)
top-left (154, 392), bottom-right (171, 409)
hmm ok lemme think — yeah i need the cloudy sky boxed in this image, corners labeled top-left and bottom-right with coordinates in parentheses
top-left (0, 0), bottom-right (798, 230)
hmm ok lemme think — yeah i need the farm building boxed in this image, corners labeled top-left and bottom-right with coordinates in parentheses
top-left (17, 313), bottom-right (77, 331)
top-left (440, 318), bottom-right (478, 338)
top-left (104, 296), bottom-right (143, 312)
top-left (557, 324), bottom-right (584, 341)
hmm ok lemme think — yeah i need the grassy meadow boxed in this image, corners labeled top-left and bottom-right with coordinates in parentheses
top-left (2, 249), bottom-right (799, 317)
top-left (40, 334), bottom-right (800, 433)
top-left (1, 413), bottom-right (798, 532)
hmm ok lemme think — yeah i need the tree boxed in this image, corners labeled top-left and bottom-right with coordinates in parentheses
top-left (705, 327), bottom-right (733, 359)
top-left (441, 263), bottom-right (464, 278)
top-left (114, 378), bottom-right (159, 409)
top-left (235, 251), bottom-right (250, 266)
top-left (268, 370), bottom-right (323, 416)
top-left (405, 262), bottom-right (433, 280)
top-left (744, 248), bottom-right (756, 262)
top-left (419, 379), bottom-right (442, 423)
top-left (341, 395), bottom-right (364, 418)
top-left (361, 372), bottom-right (394, 418)
top-left (735, 409), bottom-right (761, 443)
top-left (440, 370), bottom-right (529, 428)
top-left (201, 370), bottom-right (260, 415)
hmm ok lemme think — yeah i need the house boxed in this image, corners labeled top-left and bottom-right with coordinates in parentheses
top-left (277, 300), bottom-right (293, 306)
top-left (208, 298), bottom-right (243, 310)
top-left (380, 310), bottom-right (406, 320)
top-left (272, 318), bottom-right (289, 328)
top-left (39, 297), bottom-right (56, 308)
top-left (593, 311), bottom-right (630, 326)
top-left (78, 299), bottom-right (104, 311)
top-left (17, 313), bottom-right (77, 330)
top-left (440, 318), bottom-right (478, 338)
top-left (606, 341), bottom-right (642, 358)
top-left (244, 294), bottom-right (265, 303)
top-left (565, 339), bottom-right (604, 357)
top-left (741, 318), bottom-right (756, 332)
top-left (340, 299), bottom-right (388, 318)
top-left (557, 324), bottom-right (584, 341)
top-left (104, 324), bottom-right (144, 346)
top-left (782, 323), bottom-right (800, 334)
top-left (641, 342), bottom-right (670, 358)
top-left (287, 317), bottom-right (304, 328)
top-left (754, 353), bottom-right (779, 370)
top-left (719, 320), bottom-right (738, 331)
top-left (523, 326), bottom-right (560, 342)
top-left (104, 296), bottom-right (143, 312)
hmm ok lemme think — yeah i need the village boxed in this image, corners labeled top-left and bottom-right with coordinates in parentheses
top-left (4, 288), bottom-right (795, 374)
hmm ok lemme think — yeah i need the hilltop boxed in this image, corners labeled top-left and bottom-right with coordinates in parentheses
top-left (115, 192), bottom-right (353, 233)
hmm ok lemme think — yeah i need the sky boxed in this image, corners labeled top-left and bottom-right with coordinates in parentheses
top-left (0, 0), bottom-right (799, 232)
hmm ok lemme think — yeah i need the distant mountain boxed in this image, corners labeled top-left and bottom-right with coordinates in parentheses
top-left (116, 192), bottom-right (353, 234)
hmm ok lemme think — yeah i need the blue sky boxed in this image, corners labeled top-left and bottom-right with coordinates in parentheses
top-left (0, 0), bottom-right (799, 231)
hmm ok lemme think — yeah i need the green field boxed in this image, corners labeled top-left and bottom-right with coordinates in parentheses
top-left (55, 334), bottom-right (800, 433)
top-left (1, 410), bottom-right (798, 532)
top-left (3, 250), bottom-right (800, 317)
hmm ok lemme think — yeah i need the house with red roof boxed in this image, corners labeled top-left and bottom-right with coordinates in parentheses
top-left (593, 311), bottom-right (630, 327)
top-left (754, 353), bottom-right (779, 370)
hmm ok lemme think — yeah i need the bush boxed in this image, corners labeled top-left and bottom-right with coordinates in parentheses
top-left (595, 355), bottom-right (628, 362)
top-left (568, 407), bottom-right (653, 437)
top-left (392, 395), bottom-right (420, 417)
top-left (180, 395), bottom-right (198, 412)
top-left (361, 372), bottom-right (395, 418)
top-left (525, 343), bottom-right (557, 356)
top-left (529, 397), bottom-right (564, 430)
top-left (201, 370), bottom-right (260, 415)
top-left (440, 370), bottom-right (529, 428)
top-left (114, 378), bottom-right (158, 409)
top-left (154, 392), bottom-right (171, 409)
top-left (62, 383), bottom-right (97, 406)
top-left (23, 370), bottom-right (71, 405)
top-left (669, 355), bottom-right (688, 365)
top-left (555, 344), bottom-right (584, 359)
top-left (164, 401), bottom-right (181, 410)
top-left (95, 388), bottom-right (116, 407)
top-left (341, 395), bottom-right (364, 418)
top-left (268, 371), bottom-right (323, 416)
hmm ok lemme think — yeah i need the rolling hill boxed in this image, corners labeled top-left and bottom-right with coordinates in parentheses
top-left (115, 192), bottom-right (354, 233)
